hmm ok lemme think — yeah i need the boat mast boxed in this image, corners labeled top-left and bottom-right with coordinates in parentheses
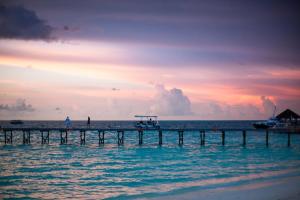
top-left (272, 106), bottom-right (277, 118)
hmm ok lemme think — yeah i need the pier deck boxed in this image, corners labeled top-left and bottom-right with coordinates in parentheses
top-left (1, 127), bottom-right (299, 132)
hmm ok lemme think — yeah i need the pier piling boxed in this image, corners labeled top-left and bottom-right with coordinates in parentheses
top-left (222, 131), bottom-right (225, 146)
top-left (41, 131), bottom-right (49, 144)
top-left (200, 131), bottom-right (205, 146)
top-left (158, 130), bottom-right (162, 145)
top-left (4, 130), bottom-right (13, 144)
top-left (178, 130), bottom-right (184, 146)
top-left (200, 131), bottom-right (202, 145)
top-left (0, 127), bottom-right (296, 147)
top-left (60, 130), bottom-right (68, 144)
top-left (243, 130), bottom-right (246, 146)
top-left (22, 130), bottom-right (31, 144)
top-left (22, 131), bottom-right (25, 144)
top-left (80, 130), bottom-right (86, 145)
top-left (118, 130), bottom-right (124, 145)
top-left (138, 130), bottom-right (143, 145)
top-left (266, 130), bottom-right (269, 147)
top-left (98, 131), bottom-right (105, 144)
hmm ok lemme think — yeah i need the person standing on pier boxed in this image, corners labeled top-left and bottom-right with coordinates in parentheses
top-left (65, 116), bottom-right (71, 129)
top-left (87, 116), bottom-right (91, 128)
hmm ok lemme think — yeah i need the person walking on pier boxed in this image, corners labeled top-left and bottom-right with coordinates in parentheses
top-left (65, 116), bottom-right (71, 129)
top-left (87, 116), bottom-right (91, 128)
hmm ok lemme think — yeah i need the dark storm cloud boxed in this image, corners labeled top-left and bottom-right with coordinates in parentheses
top-left (3, 0), bottom-right (300, 67)
top-left (0, 3), bottom-right (54, 40)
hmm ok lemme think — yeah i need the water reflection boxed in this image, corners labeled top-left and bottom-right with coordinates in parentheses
top-left (0, 129), bottom-right (300, 199)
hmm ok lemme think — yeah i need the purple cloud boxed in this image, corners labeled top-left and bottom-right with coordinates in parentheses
top-left (0, 4), bottom-right (54, 40)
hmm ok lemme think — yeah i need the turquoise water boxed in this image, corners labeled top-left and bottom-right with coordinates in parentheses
top-left (1, 122), bottom-right (300, 199)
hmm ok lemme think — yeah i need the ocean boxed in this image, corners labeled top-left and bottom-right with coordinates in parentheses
top-left (0, 120), bottom-right (300, 199)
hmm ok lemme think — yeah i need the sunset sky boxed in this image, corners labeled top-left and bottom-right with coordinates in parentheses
top-left (0, 0), bottom-right (299, 120)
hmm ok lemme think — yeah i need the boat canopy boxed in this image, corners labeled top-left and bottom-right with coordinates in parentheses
top-left (134, 115), bottom-right (157, 118)
top-left (134, 115), bottom-right (158, 120)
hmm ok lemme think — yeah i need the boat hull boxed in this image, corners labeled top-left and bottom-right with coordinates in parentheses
top-left (253, 123), bottom-right (270, 129)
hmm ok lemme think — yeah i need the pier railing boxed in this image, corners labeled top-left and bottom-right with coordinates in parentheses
top-left (0, 127), bottom-right (299, 146)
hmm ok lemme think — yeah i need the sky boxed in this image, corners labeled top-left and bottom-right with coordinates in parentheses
top-left (0, 0), bottom-right (299, 120)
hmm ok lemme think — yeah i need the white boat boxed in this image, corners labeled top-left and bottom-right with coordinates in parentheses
top-left (134, 115), bottom-right (160, 129)
top-left (253, 117), bottom-right (278, 129)
top-left (253, 106), bottom-right (279, 129)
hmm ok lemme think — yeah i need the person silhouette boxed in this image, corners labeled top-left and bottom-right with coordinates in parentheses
top-left (87, 116), bottom-right (91, 128)
top-left (65, 116), bottom-right (71, 129)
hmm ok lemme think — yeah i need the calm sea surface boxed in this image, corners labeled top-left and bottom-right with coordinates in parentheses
top-left (1, 121), bottom-right (300, 199)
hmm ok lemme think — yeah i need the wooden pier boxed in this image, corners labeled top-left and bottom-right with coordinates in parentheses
top-left (0, 127), bottom-right (299, 147)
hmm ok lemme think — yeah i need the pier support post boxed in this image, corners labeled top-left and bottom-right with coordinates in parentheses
top-left (9, 130), bottom-right (12, 144)
top-left (41, 131), bottom-right (49, 144)
top-left (98, 131), bottom-right (104, 145)
top-left (138, 130), bottom-right (143, 145)
top-left (200, 131), bottom-right (202, 145)
top-left (80, 130), bottom-right (86, 145)
top-left (4, 130), bottom-right (6, 144)
top-left (266, 130), bottom-right (269, 147)
top-left (47, 131), bottom-right (50, 144)
top-left (221, 131), bottom-right (225, 146)
top-left (200, 130), bottom-right (205, 146)
top-left (22, 131), bottom-right (25, 144)
top-left (23, 130), bottom-right (31, 144)
top-left (288, 132), bottom-right (291, 147)
top-left (4, 130), bottom-right (13, 144)
top-left (118, 130), bottom-right (124, 145)
top-left (178, 130), bottom-right (184, 146)
top-left (158, 130), bottom-right (162, 145)
top-left (60, 130), bottom-right (68, 144)
top-left (243, 130), bottom-right (246, 146)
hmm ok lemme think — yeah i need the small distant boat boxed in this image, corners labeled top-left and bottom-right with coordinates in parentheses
top-left (134, 115), bottom-right (160, 129)
top-left (253, 106), bottom-right (278, 129)
top-left (10, 120), bottom-right (24, 125)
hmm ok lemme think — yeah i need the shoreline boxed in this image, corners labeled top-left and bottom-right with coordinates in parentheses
top-left (146, 175), bottom-right (300, 200)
